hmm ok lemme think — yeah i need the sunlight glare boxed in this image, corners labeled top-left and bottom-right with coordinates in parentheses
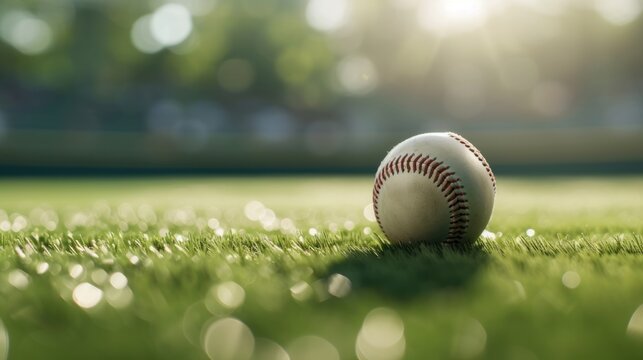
top-left (418, 0), bottom-right (488, 35)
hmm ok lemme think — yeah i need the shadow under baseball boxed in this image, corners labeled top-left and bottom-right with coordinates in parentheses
top-left (326, 240), bottom-right (488, 299)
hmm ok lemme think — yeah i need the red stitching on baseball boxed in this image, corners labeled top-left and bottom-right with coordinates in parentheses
top-left (411, 154), bottom-right (421, 172)
top-left (421, 157), bottom-right (434, 176)
top-left (398, 154), bottom-right (407, 173)
top-left (428, 161), bottom-right (442, 179)
top-left (372, 154), bottom-right (470, 244)
top-left (444, 185), bottom-right (463, 198)
top-left (448, 132), bottom-right (496, 192)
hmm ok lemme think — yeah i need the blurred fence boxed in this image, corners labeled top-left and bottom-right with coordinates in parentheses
top-left (0, 0), bottom-right (642, 173)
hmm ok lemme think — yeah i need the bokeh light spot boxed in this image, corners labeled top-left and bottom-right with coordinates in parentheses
top-left (253, 338), bottom-right (290, 360)
top-left (109, 272), bottom-right (128, 289)
top-left (73, 282), bottom-right (103, 309)
top-left (0, 319), bottom-right (8, 360)
top-left (150, 3), bottom-right (193, 47)
top-left (327, 273), bottom-right (351, 298)
top-left (288, 335), bottom-right (339, 360)
top-left (337, 55), bottom-right (379, 96)
top-left (290, 281), bottom-right (313, 301)
top-left (356, 308), bottom-right (406, 360)
top-left (8, 269), bottom-right (29, 289)
top-left (363, 204), bottom-right (376, 222)
top-left (214, 281), bottom-right (246, 309)
top-left (0, 10), bottom-right (53, 55)
top-left (203, 317), bottom-right (254, 360)
top-left (131, 15), bottom-right (163, 54)
top-left (562, 271), bottom-right (581, 289)
top-left (306, 0), bottom-right (350, 32)
top-left (452, 319), bottom-right (487, 359)
top-left (627, 304), bottom-right (643, 338)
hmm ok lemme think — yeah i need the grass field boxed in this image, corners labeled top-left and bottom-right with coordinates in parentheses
top-left (0, 176), bottom-right (642, 360)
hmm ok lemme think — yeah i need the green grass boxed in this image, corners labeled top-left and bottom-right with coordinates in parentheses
top-left (0, 176), bottom-right (642, 360)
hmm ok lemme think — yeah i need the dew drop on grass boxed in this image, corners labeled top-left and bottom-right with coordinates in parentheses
top-left (109, 272), bottom-right (128, 289)
top-left (128, 254), bottom-right (140, 265)
top-left (526, 228), bottom-right (536, 237)
top-left (481, 230), bottom-right (496, 241)
top-left (14, 246), bottom-right (25, 259)
top-left (72, 282), bottom-right (103, 309)
top-left (36, 262), bottom-right (49, 274)
top-left (308, 228), bottom-right (318, 236)
top-left (69, 264), bottom-right (84, 279)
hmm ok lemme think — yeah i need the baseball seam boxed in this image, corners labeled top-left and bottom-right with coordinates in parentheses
top-left (448, 132), bottom-right (496, 192)
top-left (372, 153), bottom-right (470, 244)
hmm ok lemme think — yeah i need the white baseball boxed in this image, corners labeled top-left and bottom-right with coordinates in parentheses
top-left (372, 132), bottom-right (496, 245)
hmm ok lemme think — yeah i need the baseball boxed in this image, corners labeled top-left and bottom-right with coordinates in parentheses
top-left (372, 132), bottom-right (496, 245)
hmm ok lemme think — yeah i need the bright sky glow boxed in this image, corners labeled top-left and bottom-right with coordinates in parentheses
top-left (418, 0), bottom-right (489, 35)
top-left (306, 0), bottom-right (350, 32)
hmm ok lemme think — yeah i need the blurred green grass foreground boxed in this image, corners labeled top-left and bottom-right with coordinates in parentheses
top-left (0, 176), bottom-right (642, 359)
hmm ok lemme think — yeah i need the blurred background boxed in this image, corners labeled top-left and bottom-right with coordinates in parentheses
top-left (0, 0), bottom-right (641, 174)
